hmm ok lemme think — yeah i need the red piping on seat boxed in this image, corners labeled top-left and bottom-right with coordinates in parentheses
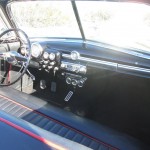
top-left (0, 94), bottom-right (118, 150)
top-left (0, 117), bottom-right (67, 150)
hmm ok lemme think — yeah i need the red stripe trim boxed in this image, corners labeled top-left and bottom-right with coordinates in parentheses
top-left (0, 117), bottom-right (66, 150)
top-left (0, 94), bottom-right (118, 150)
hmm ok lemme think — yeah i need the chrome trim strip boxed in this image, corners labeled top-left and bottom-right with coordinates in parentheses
top-left (118, 64), bottom-right (150, 74)
top-left (62, 54), bottom-right (117, 68)
top-left (62, 54), bottom-right (150, 77)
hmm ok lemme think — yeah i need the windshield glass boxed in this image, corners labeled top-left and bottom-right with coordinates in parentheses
top-left (10, 1), bottom-right (150, 52)
top-left (10, 1), bottom-right (81, 38)
top-left (0, 8), bottom-right (8, 35)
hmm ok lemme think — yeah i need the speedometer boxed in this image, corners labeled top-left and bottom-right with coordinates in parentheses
top-left (31, 43), bottom-right (43, 58)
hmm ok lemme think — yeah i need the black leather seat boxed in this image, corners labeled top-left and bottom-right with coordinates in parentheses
top-left (0, 86), bottom-right (149, 150)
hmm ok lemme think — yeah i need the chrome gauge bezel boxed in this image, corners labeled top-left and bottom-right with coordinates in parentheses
top-left (49, 53), bottom-right (56, 61)
top-left (31, 42), bottom-right (43, 58)
top-left (43, 52), bottom-right (49, 59)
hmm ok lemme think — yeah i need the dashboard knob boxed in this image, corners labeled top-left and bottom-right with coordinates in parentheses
top-left (48, 66), bottom-right (53, 69)
top-left (61, 63), bottom-right (66, 69)
top-left (71, 51), bottom-right (80, 60)
top-left (49, 53), bottom-right (55, 60)
top-left (50, 61), bottom-right (55, 66)
top-left (42, 65), bottom-right (46, 68)
top-left (78, 79), bottom-right (84, 87)
top-left (66, 77), bottom-right (72, 84)
top-left (43, 61), bottom-right (49, 64)
top-left (72, 79), bottom-right (78, 86)
top-left (79, 66), bottom-right (87, 74)
top-left (43, 52), bottom-right (49, 59)
top-left (72, 65), bottom-right (78, 72)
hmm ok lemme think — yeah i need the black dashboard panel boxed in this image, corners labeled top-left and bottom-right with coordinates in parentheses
top-left (30, 38), bottom-right (150, 79)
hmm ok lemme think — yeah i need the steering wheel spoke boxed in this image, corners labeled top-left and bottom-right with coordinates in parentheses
top-left (0, 28), bottom-right (31, 86)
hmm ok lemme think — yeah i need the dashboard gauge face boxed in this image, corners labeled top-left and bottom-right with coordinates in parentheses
top-left (31, 43), bottom-right (43, 58)
top-left (43, 52), bottom-right (49, 59)
top-left (49, 53), bottom-right (55, 60)
top-left (71, 51), bottom-right (80, 60)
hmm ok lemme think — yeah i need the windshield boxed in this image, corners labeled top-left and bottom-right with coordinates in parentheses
top-left (0, 8), bottom-right (8, 35)
top-left (9, 1), bottom-right (150, 52)
top-left (10, 1), bottom-right (81, 38)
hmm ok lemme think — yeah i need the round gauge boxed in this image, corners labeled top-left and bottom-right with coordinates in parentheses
top-left (43, 52), bottom-right (49, 59)
top-left (71, 51), bottom-right (80, 60)
top-left (31, 43), bottom-right (43, 58)
top-left (49, 53), bottom-right (55, 60)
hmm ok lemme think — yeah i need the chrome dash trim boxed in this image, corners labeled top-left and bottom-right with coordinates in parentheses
top-left (118, 64), bottom-right (150, 74)
top-left (62, 53), bottom-right (150, 77)
top-left (62, 54), bottom-right (71, 59)
top-left (62, 54), bottom-right (117, 69)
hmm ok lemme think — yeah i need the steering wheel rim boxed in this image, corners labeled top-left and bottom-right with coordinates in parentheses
top-left (0, 28), bottom-right (31, 86)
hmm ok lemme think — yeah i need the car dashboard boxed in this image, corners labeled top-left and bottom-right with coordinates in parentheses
top-left (29, 39), bottom-right (150, 81)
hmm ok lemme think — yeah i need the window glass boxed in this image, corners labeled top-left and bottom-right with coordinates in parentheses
top-left (10, 1), bottom-right (150, 52)
top-left (0, 17), bottom-right (7, 35)
top-left (10, 1), bottom-right (81, 38)
top-left (76, 1), bottom-right (150, 51)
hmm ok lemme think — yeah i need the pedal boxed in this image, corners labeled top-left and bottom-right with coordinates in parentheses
top-left (64, 91), bottom-right (73, 102)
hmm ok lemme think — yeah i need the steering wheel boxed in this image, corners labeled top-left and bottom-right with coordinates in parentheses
top-left (0, 28), bottom-right (31, 86)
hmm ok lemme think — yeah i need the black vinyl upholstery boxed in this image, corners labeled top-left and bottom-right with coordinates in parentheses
top-left (0, 87), bottom-right (149, 150)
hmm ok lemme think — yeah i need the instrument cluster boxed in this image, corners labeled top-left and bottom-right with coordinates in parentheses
top-left (39, 50), bottom-right (61, 72)
top-left (31, 42), bottom-right (87, 88)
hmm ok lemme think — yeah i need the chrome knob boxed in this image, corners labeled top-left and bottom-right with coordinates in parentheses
top-left (48, 66), bottom-right (53, 69)
top-left (79, 66), bottom-right (87, 74)
top-left (72, 79), bottom-right (78, 86)
top-left (42, 65), bottom-right (46, 68)
top-left (43, 61), bottom-right (49, 64)
top-left (50, 61), bottom-right (55, 66)
top-left (66, 77), bottom-right (72, 84)
top-left (78, 79), bottom-right (84, 87)
top-left (71, 51), bottom-right (80, 60)
top-left (61, 63), bottom-right (66, 68)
